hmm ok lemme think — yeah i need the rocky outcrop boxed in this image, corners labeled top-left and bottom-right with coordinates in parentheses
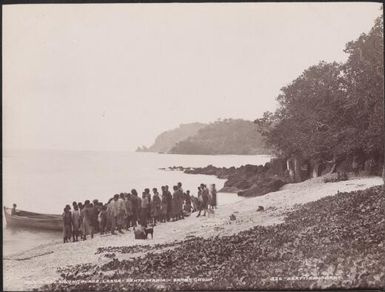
top-left (167, 153), bottom-right (382, 198)
top-left (168, 158), bottom-right (290, 197)
top-left (237, 177), bottom-right (286, 197)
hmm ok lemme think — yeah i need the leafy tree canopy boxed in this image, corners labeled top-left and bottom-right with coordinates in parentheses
top-left (255, 14), bottom-right (384, 163)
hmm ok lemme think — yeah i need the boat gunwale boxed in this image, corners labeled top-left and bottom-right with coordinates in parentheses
top-left (4, 207), bottom-right (62, 219)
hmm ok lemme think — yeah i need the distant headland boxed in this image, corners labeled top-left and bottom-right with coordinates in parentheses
top-left (136, 119), bottom-right (270, 155)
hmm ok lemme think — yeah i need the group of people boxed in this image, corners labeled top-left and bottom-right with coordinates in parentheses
top-left (61, 182), bottom-right (217, 243)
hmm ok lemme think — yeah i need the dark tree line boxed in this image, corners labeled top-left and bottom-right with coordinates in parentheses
top-left (255, 15), bottom-right (384, 174)
top-left (170, 119), bottom-right (269, 155)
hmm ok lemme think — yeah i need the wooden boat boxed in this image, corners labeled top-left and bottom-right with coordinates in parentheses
top-left (3, 206), bottom-right (63, 231)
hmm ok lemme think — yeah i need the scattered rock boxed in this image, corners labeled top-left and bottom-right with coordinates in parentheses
top-left (104, 253), bottom-right (116, 259)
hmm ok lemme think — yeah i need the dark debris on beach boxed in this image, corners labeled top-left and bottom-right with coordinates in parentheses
top-left (94, 238), bottom-right (198, 255)
top-left (42, 186), bottom-right (385, 291)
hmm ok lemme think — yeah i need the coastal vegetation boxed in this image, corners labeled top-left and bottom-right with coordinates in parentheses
top-left (255, 15), bottom-right (384, 179)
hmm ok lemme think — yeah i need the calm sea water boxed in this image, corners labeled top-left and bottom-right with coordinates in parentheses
top-left (3, 150), bottom-right (271, 256)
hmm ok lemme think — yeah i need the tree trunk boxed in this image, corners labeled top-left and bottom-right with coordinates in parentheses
top-left (294, 157), bottom-right (302, 182)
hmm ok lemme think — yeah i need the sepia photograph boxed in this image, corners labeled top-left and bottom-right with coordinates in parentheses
top-left (2, 2), bottom-right (384, 291)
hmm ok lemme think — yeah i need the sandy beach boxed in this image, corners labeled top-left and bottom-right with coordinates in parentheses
top-left (4, 176), bottom-right (383, 291)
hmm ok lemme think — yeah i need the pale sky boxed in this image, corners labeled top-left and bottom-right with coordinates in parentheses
top-left (3, 3), bottom-right (382, 151)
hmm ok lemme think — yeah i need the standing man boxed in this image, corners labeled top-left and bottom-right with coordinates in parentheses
top-left (62, 206), bottom-right (72, 243)
top-left (112, 194), bottom-right (124, 234)
top-left (176, 183), bottom-right (184, 219)
top-left (131, 189), bottom-right (139, 228)
top-left (108, 197), bottom-right (117, 235)
top-left (98, 205), bottom-right (107, 235)
top-left (152, 188), bottom-right (161, 225)
top-left (196, 186), bottom-right (203, 217)
top-left (202, 184), bottom-right (209, 216)
top-left (184, 190), bottom-right (192, 213)
top-left (72, 203), bottom-right (81, 242)
top-left (116, 193), bottom-right (126, 233)
top-left (125, 193), bottom-right (134, 230)
top-left (141, 190), bottom-right (150, 227)
top-left (210, 184), bottom-right (217, 209)
top-left (165, 185), bottom-right (172, 221)
top-left (161, 186), bottom-right (168, 222)
top-left (83, 200), bottom-right (94, 239)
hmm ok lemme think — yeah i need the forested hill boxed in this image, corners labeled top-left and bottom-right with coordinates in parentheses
top-left (136, 123), bottom-right (206, 153)
top-left (169, 119), bottom-right (270, 155)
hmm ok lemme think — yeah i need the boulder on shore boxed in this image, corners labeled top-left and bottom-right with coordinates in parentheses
top-left (237, 177), bottom-right (286, 197)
